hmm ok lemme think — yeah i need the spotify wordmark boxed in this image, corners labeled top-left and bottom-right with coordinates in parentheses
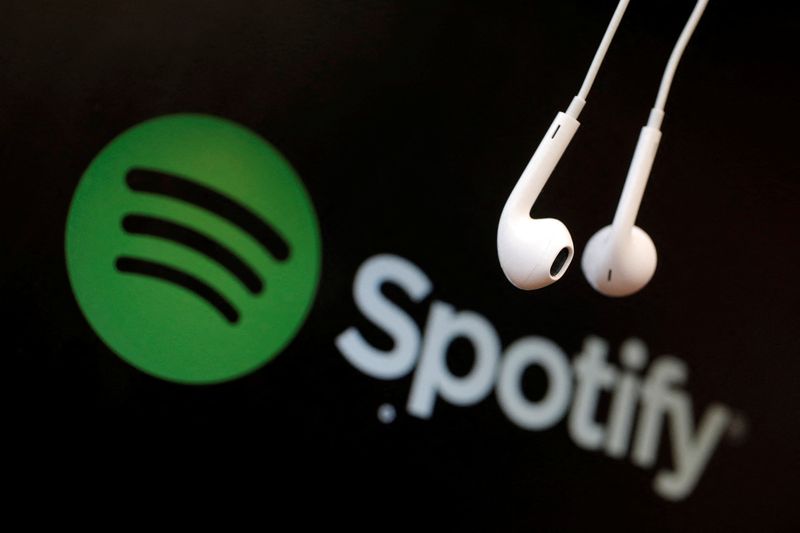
top-left (66, 114), bottom-right (321, 384)
top-left (336, 255), bottom-right (735, 501)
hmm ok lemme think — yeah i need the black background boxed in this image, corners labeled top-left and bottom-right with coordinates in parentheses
top-left (3, 0), bottom-right (798, 529)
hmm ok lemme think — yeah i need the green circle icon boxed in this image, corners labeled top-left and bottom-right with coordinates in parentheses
top-left (65, 114), bottom-right (321, 384)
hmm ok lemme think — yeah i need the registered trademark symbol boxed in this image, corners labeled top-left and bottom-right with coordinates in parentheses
top-left (727, 413), bottom-right (749, 444)
top-left (377, 403), bottom-right (397, 424)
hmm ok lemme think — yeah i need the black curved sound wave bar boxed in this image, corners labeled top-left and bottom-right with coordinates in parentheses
top-left (122, 214), bottom-right (263, 294)
top-left (115, 256), bottom-right (239, 323)
top-left (126, 168), bottom-right (290, 262)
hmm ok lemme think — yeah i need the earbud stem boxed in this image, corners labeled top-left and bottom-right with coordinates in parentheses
top-left (502, 111), bottom-right (581, 221)
top-left (609, 123), bottom-right (662, 251)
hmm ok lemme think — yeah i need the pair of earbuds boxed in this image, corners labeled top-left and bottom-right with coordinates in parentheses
top-left (497, 0), bottom-right (709, 297)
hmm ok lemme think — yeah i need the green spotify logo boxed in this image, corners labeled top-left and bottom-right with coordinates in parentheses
top-left (65, 114), bottom-right (321, 384)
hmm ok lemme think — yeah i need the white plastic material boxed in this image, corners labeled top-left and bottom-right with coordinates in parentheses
top-left (653, 0), bottom-right (710, 114)
top-left (582, 126), bottom-right (661, 297)
top-left (497, 113), bottom-right (580, 290)
top-left (566, 96), bottom-right (586, 120)
top-left (647, 108), bottom-right (666, 130)
top-left (581, 0), bottom-right (710, 297)
top-left (612, 126), bottom-right (661, 235)
top-left (496, 0), bottom-right (631, 291)
top-left (576, 0), bottom-right (631, 102)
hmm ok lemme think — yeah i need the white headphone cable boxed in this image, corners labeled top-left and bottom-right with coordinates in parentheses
top-left (567, 0), bottom-right (631, 119)
top-left (648, 0), bottom-right (711, 128)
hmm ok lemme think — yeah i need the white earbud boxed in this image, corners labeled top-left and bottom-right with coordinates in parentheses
top-left (582, 120), bottom-right (660, 296)
top-left (497, 108), bottom-right (581, 290)
top-left (582, 0), bottom-right (710, 297)
top-left (498, 0), bottom-right (631, 290)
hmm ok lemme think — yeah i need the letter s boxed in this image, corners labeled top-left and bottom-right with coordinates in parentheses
top-left (335, 254), bottom-right (433, 379)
